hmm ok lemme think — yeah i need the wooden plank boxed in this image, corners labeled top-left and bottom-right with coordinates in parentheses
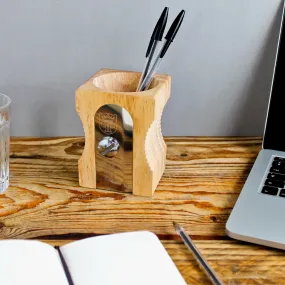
top-left (3, 137), bottom-right (285, 285)
top-left (0, 137), bottom-right (261, 239)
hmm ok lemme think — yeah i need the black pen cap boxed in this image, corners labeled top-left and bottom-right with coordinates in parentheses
top-left (160, 9), bottom-right (185, 58)
top-left (146, 7), bottom-right (169, 57)
top-left (155, 7), bottom-right (169, 41)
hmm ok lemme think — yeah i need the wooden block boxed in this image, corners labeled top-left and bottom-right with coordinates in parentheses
top-left (76, 69), bottom-right (171, 196)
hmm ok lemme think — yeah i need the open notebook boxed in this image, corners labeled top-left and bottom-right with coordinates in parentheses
top-left (0, 231), bottom-right (186, 285)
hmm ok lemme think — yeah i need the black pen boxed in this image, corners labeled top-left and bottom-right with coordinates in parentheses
top-left (173, 222), bottom-right (224, 285)
top-left (139, 10), bottom-right (185, 91)
top-left (136, 7), bottom-right (169, 91)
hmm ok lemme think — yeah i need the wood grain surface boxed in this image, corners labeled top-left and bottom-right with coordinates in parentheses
top-left (2, 137), bottom-right (284, 284)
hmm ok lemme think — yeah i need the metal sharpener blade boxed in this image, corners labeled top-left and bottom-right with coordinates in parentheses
top-left (95, 104), bottom-right (133, 192)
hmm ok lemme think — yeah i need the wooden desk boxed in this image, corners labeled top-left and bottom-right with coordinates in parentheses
top-left (1, 137), bottom-right (285, 284)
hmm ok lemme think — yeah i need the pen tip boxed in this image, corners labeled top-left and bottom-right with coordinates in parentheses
top-left (173, 222), bottom-right (181, 233)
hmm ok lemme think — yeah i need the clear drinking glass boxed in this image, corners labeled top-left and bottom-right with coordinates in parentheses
top-left (0, 93), bottom-right (11, 193)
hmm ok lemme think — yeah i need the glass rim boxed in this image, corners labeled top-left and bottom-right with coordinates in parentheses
top-left (0, 93), bottom-right (11, 110)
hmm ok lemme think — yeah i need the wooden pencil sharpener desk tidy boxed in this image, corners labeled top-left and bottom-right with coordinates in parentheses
top-left (76, 69), bottom-right (171, 196)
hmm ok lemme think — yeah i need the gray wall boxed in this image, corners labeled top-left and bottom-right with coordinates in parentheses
top-left (0, 0), bottom-right (283, 136)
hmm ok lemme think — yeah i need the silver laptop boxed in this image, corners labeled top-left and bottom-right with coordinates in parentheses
top-left (226, 5), bottom-right (285, 250)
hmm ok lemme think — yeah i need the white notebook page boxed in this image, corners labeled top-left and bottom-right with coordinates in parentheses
top-left (0, 240), bottom-right (69, 285)
top-left (61, 231), bottom-right (186, 285)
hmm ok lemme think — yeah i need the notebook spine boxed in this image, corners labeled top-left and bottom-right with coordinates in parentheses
top-left (55, 246), bottom-right (75, 285)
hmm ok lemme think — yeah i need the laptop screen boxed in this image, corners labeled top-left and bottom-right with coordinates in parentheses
top-left (263, 7), bottom-right (285, 151)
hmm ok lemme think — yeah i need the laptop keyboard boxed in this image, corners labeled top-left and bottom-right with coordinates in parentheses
top-left (261, 156), bottom-right (285, 197)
